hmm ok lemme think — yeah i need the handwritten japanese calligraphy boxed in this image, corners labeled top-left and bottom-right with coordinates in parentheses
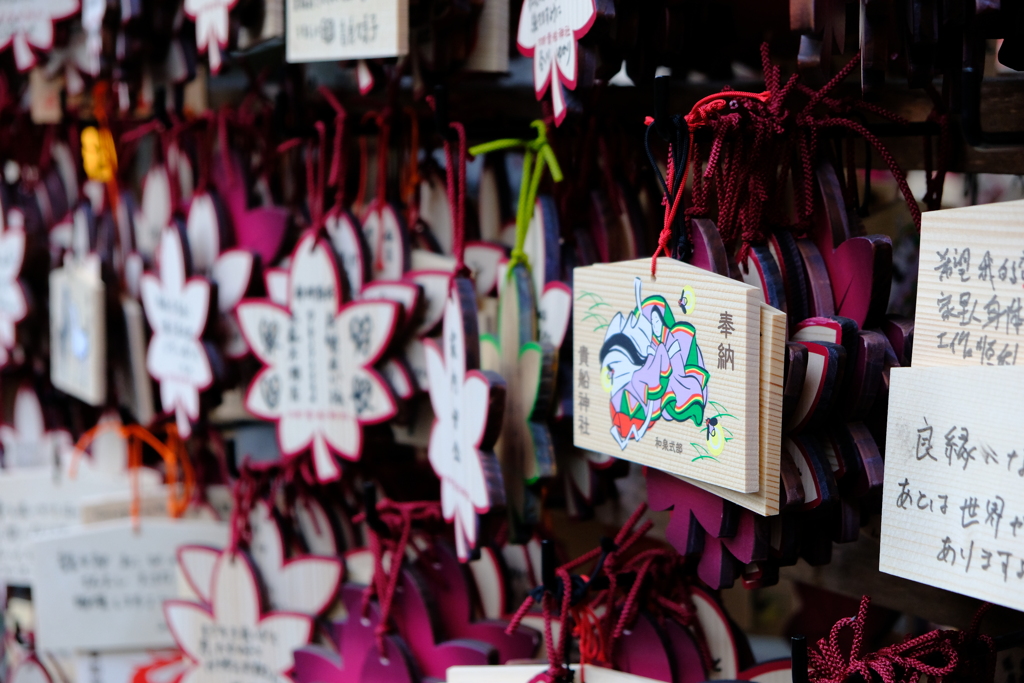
top-left (880, 365), bottom-right (1024, 611)
top-left (914, 201), bottom-right (1024, 368)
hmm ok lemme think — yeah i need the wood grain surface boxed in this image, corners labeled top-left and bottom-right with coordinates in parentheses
top-left (913, 199), bottom-right (1024, 369)
top-left (573, 258), bottom-right (764, 494)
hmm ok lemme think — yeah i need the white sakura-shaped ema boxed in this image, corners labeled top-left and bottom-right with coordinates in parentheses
top-left (516, 0), bottom-right (597, 125)
top-left (185, 191), bottom-right (255, 359)
top-left (425, 278), bottom-right (507, 561)
top-left (212, 250), bottom-right (255, 359)
top-left (135, 165), bottom-right (172, 259)
top-left (0, 0), bottom-right (80, 72)
top-left (183, 0), bottom-right (238, 75)
top-left (177, 500), bottom-right (342, 615)
top-left (237, 232), bottom-right (399, 483)
top-left (0, 386), bottom-right (72, 469)
top-left (10, 657), bottom-right (52, 683)
top-left (78, 0), bottom-right (104, 76)
top-left (0, 210), bottom-right (27, 368)
top-left (140, 228), bottom-right (214, 439)
top-left (164, 550), bottom-right (313, 683)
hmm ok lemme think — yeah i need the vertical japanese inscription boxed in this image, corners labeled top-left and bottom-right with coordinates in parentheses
top-left (577, 344), bottom-right (590, 436)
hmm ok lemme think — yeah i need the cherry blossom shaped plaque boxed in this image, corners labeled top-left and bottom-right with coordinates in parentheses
top-left (294, 496), bottom-right (340, 555)
top-left (402, 269), bottom-right (452, 392)
top-left (248, 504), bottom-right (340, 615)
top-left (135, 166), bottom-right (173, 259)
top-left (237, 233), bottom-right (399, 483)
top-left (187, 193), bottom-right (230, 275)
top-left (481, 264), bottom-right (556, 539)
top-left (0, 386), bottom-right (73, 469)
top-left (79, 0), bottom-right (103, 76)
top-left (325, 208), bottom-right (370, 299)
top-left (140, 227), bottom-right (214, 438)
top-left (164, 551), bottom-right (312, 683)
top-left (211, 249), bottom-right (256, 359)
top-left (425, 277), bottom-right (507, 561)
top-left (561, 446), bottom-right (613, 518)
top-left (0, 219), bottom-right (28, 367)
top-left (362, 204), bottom-right (410, 282)
top-left (264, 267), bottom-right (289, 306)
top-left (516, 0), bottom-right (597, 126)
top-left (334, 239), bottom-right (448, 395)
top-left (10, 656), bottom-right (52, 683)
top-left (464, 242), bottom-right (505, 298)
top-left (0, 0), bottom-right (80, 72)
top-left (177, 501), bottom-right (342, 616)
top-left (293, 585), bottom-right (417, 683)
top-left (360, 279), bottom-right (421, 401)
top-left (356, 60), bottom-right (374, 95)
top-left (183, 0), bottom-right (238, 75)
top-left (517, 196), bottom-right (571, 350)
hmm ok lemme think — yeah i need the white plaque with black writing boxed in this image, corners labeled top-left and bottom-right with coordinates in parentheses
top-left (31, 518), bottom-right (228, 652)
top-left (880, 365), bottom-right (1024, 609)
top-left (286, 0), bottom-right (408, 63)
top-left (913, 199), bottom-right (1024, 368)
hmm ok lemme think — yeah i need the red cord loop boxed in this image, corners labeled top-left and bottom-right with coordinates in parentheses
top-left (354, 499), bottom-right (442, 655)
top-left (227, 466), bottom-right (264, 555)
top-left (503, 505), bottom-right (717, 680)
top-left (674, 46), bottom-right (922, 265)
top-left (806, 596), bottom-right (991, 683)
top-left (426, 95), bottom-right (470, 277)
top-left (318, 86), bottom-right (348, 208)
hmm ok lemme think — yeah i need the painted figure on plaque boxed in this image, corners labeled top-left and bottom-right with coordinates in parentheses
top-left (597, 277), bottom-right (713, 452)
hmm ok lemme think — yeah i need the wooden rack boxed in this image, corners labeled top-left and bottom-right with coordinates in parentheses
top-left (211, 52), bottom-right (1024, 174)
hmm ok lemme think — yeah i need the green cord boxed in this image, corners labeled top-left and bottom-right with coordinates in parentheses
top-left (469, 121), bottom-right (563, 278)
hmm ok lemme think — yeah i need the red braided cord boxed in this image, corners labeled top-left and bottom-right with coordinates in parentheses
top-left (444, 123), bottom-right (469, 275)
top-left (505, 504), bottom-right (653, 671)
top-left (312, 122), bottom-right (327, 229)
top-left (525, 570), bottom-right (575, 683)
top-left (806, 53), bottom-right (862, 112)
top-left (649, 89), bottom-right (771, 276)
top-left (688, 46), bottom-right (923, 259)
top-left (773, 73), bottom-right (800, 115)
top-left (376, 110), bottom-right (391, 208)
top-left (807, 596), bottom-right (961, 683)
top-left (815, 117), bottom-right (921, 230)
top-left (649, 135), bottom-right (693, 276)
top-left (227, 466), bottom-right (263, 554)
top-left (573, 603), bottom-right (608, 668)
top-left (610, 553), bottom-right (656, 641)
top-left (318, 86), bottom-right (348, 207)
top-left (354, 136), bottom-right (369, 212)
top-left (583, 508), bottom-right (654, 664)
top-left (922, 84), bottom-right (950, 212)
top-left (762, 42), bottom-right (779, 94)
top-left (507, 594), bottom-right (537, 633)
top-left (355, 499), bottom-right (442, 654)
top-left (654, 594), bottom-right (717, 674)
top-left (425, 94), bottom-right (469, 273)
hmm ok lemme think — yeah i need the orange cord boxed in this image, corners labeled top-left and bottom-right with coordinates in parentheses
top-left (70, 422), bottom-right (196, 528)
top-left (573, 600), bottom-right (610, 674)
